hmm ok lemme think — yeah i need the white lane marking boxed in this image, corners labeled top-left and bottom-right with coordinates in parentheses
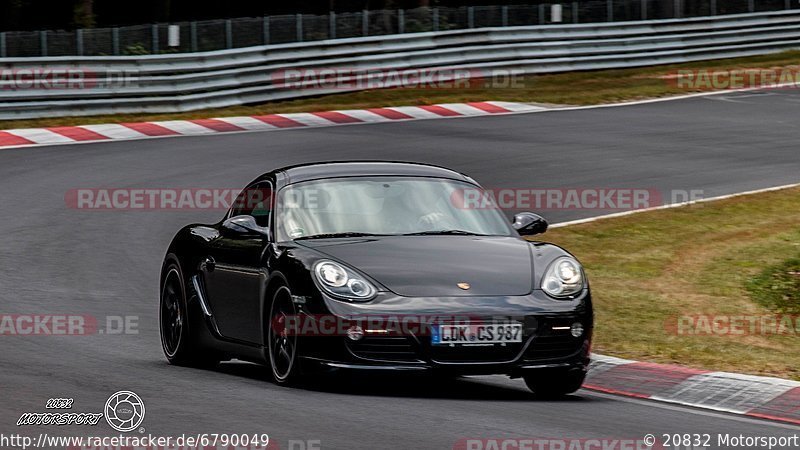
top-left (277, 113), bottom-right (337, 127)
top-left (333, 109), bottom-right (394, 123)
top-left (384, 106), bottom-right (443, 119)
top-left (583, 390), bottom-right (800, 430)
top-left (214, 116), bottom-right (277, 130)
top-left (4, 128), bottom-right (75, 144)
top-left (434, 103), bottom-right (488, 116)
top-left (486, 101), bottom-right (548, 112)
top-left (651, 372), bottom-right (800, 414)
top-left (80, 124), bottom-right (147, 140)
top-left (550, 182), bottom-right (800, 229)
top-left (153, 120), bottom-right (217, 135)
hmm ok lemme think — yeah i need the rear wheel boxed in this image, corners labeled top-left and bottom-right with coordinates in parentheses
top-left (523, 368), bottom-right (586, 398)
top-left (160, 257), bottom-right (218, 368)
top-left (267, 285), bottom-right (302, 385)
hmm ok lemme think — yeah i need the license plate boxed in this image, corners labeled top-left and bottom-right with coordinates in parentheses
top-left (431, 323), bottom-right (522, 346)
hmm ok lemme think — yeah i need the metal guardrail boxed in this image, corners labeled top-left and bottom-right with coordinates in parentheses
top-left (1, 10), bottom-right (799, 120)
top-left (1, 1), bottom-right (795, 58)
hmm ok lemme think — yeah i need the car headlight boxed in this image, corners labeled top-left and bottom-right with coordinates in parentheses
top-left (541, 257), bottom-right (584, 298)
top-left (313, 260), bottom-right (377, 301)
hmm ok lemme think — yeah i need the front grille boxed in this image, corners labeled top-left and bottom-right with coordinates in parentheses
top-left (347, 336), bottom-right (422, 363)
top-left (428, 343), bottom-right (522, 363)
top-left (523, 334), bottom-right (583, 360)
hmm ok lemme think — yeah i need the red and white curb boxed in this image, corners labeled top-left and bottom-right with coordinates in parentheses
top-left (586, 355), bottom-right (800, 425)
top-left (0, 101), bottom-right (545, 150)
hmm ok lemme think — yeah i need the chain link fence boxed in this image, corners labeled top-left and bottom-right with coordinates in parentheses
top-left (0, 1), bottom-right (797, 57)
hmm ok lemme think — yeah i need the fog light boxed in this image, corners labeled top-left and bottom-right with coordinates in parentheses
top-left (346, 325), bottom-right (364, 341)
top-left (570, 322), bottom-right (584, 338)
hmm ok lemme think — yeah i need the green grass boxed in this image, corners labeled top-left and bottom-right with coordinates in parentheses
top-left (3, 50), bottom-right (800, 130)
top-left (536, 187), bottom-right (800, 380)
top-left (747, 257), bottom-right (800, 315)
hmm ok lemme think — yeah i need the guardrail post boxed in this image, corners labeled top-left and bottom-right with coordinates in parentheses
top-left (468, 6), bottom-right (475, 28)
top-left (225, 19), bottom-right (233, 48)
top-left (539, 4), bottom-right (546, 24)
top-left (433, 8), bottom-right (439, 31)
top-left (296, 14), bottom-right (303, 42)
top-left (607, 0), bottom-right (614, 21)
top-left (642, 0), bottom-right (648, 19)
top-left (748, 0), bottom-right (755, 12)
top-left (551, 4), bottom-right (563, 22)
top-left (0, 32), bottom-right (6, 58)
top-left (330, 11), bottom-right (337, 39)
top-left (398, 9), bottom-right (404, 33)
top-left (263, 16), bottom-right (270, 45)
top-left (151, 24), bottom-right (159, 54)
top-left (501, 6), bottom-right (509, 26)
top-left (362, 10), bottom-right (369, 36)
top-left (572, 2), bottom-right (579, 22)
top-left (40, 30), bottom-right (47, 57)
top-left (76, 29), bottom-right (84, 56)
top-left (112, 27), bottom-right (120, 55)
top-left (190, 22), bottom-right (198, 51)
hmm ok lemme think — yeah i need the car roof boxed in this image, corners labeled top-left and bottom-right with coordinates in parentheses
top-left (257, 161), bottom-right (474, 187)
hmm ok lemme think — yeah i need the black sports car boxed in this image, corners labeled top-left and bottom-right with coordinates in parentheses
top-left (160, 161), bottom-right (592, 396)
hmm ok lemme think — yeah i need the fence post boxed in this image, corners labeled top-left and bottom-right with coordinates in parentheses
top-left (112, 27), bottom-right (120, 55)
top-left (76, 29), bottom-right (84, 56)
top-left (190, 22), bottom-right (198, 52)
top-left (225, 19), bottom-right (233, 48)
top-left (468, 6), bottom-right (475, 28)
top-left (748, 0), bottom-right (755, 11)
top-left (784, 0), bottom-right (790, 9)
top-left (433, 8), bottom-right (439, 31)
top-left (398, 9), bottom-right (404, 33)
top-left (674, 0), bottom-right (681, 18)
top-left (151, 24), bottom-right (159, 54)
top-left (0, 32), bottom-right (6, 58)
top-left (501, 6), bottom-right (508, 26)
top-left (263, 16), bottom-right (270, 45)
top-left (539, 4), bottom-right (546, 24)
top-left (642, 0), bottom-right (648, 19)
top-left (710, 0), bottom-right (716, 14)
top-left (607, 0), bottom-right (614, 21)
top-left (330, 11), bottom-right (337, 39)
top-left (362, 10), bottom-right (369, 36)
top-left (296, 14), bottom-right (303, 42)
top-left (572, 2), bottom-right (579, 23)
top-left (40, 30), bottom-right (47, 57)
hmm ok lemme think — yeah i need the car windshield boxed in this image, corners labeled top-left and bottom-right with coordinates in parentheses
top-left (275, 176), bottom-right (513, 241)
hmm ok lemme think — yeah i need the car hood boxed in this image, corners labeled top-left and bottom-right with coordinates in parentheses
top-left (296, 236), bottom-right (534, 297)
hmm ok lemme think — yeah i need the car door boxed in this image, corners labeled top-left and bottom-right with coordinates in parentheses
top-left (201, 181), bottom-right (273, 345)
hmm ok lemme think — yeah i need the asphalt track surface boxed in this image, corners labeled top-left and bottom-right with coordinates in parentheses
top-left (2, 88), bottom-right (800, 449)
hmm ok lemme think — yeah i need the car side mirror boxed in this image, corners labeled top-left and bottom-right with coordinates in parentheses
top-left (223, 215), bottom-right (270, 237)
top-left (512, 212), bottom-right (548, 236)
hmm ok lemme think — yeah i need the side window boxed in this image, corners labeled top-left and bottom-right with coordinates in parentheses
top-left (230, 182), bottom-right (273, 227)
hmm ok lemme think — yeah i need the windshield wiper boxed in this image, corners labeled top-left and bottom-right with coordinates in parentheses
top-left (401, 230), bottom-right (488, 236)
top-left (295, 232), bottom-right (388, 240)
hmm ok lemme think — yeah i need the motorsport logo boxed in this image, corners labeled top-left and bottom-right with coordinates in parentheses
top-left (16, 391), bottom-right (145, 432)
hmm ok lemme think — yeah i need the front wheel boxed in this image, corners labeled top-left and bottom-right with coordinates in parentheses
top-left (267, 285), bottom-right (302, 385)
top-left (523, 368), bottom-right (586, 398)
top-left (160, 256), bottom-right (218, 368)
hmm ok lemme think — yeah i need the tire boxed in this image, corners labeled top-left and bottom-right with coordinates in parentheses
top-left (267, 284), bottom-right (303, 385)
top-left (523, 368), bottom-right (586, 398)
top-left (159, 256), bottom-right (219, 368)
